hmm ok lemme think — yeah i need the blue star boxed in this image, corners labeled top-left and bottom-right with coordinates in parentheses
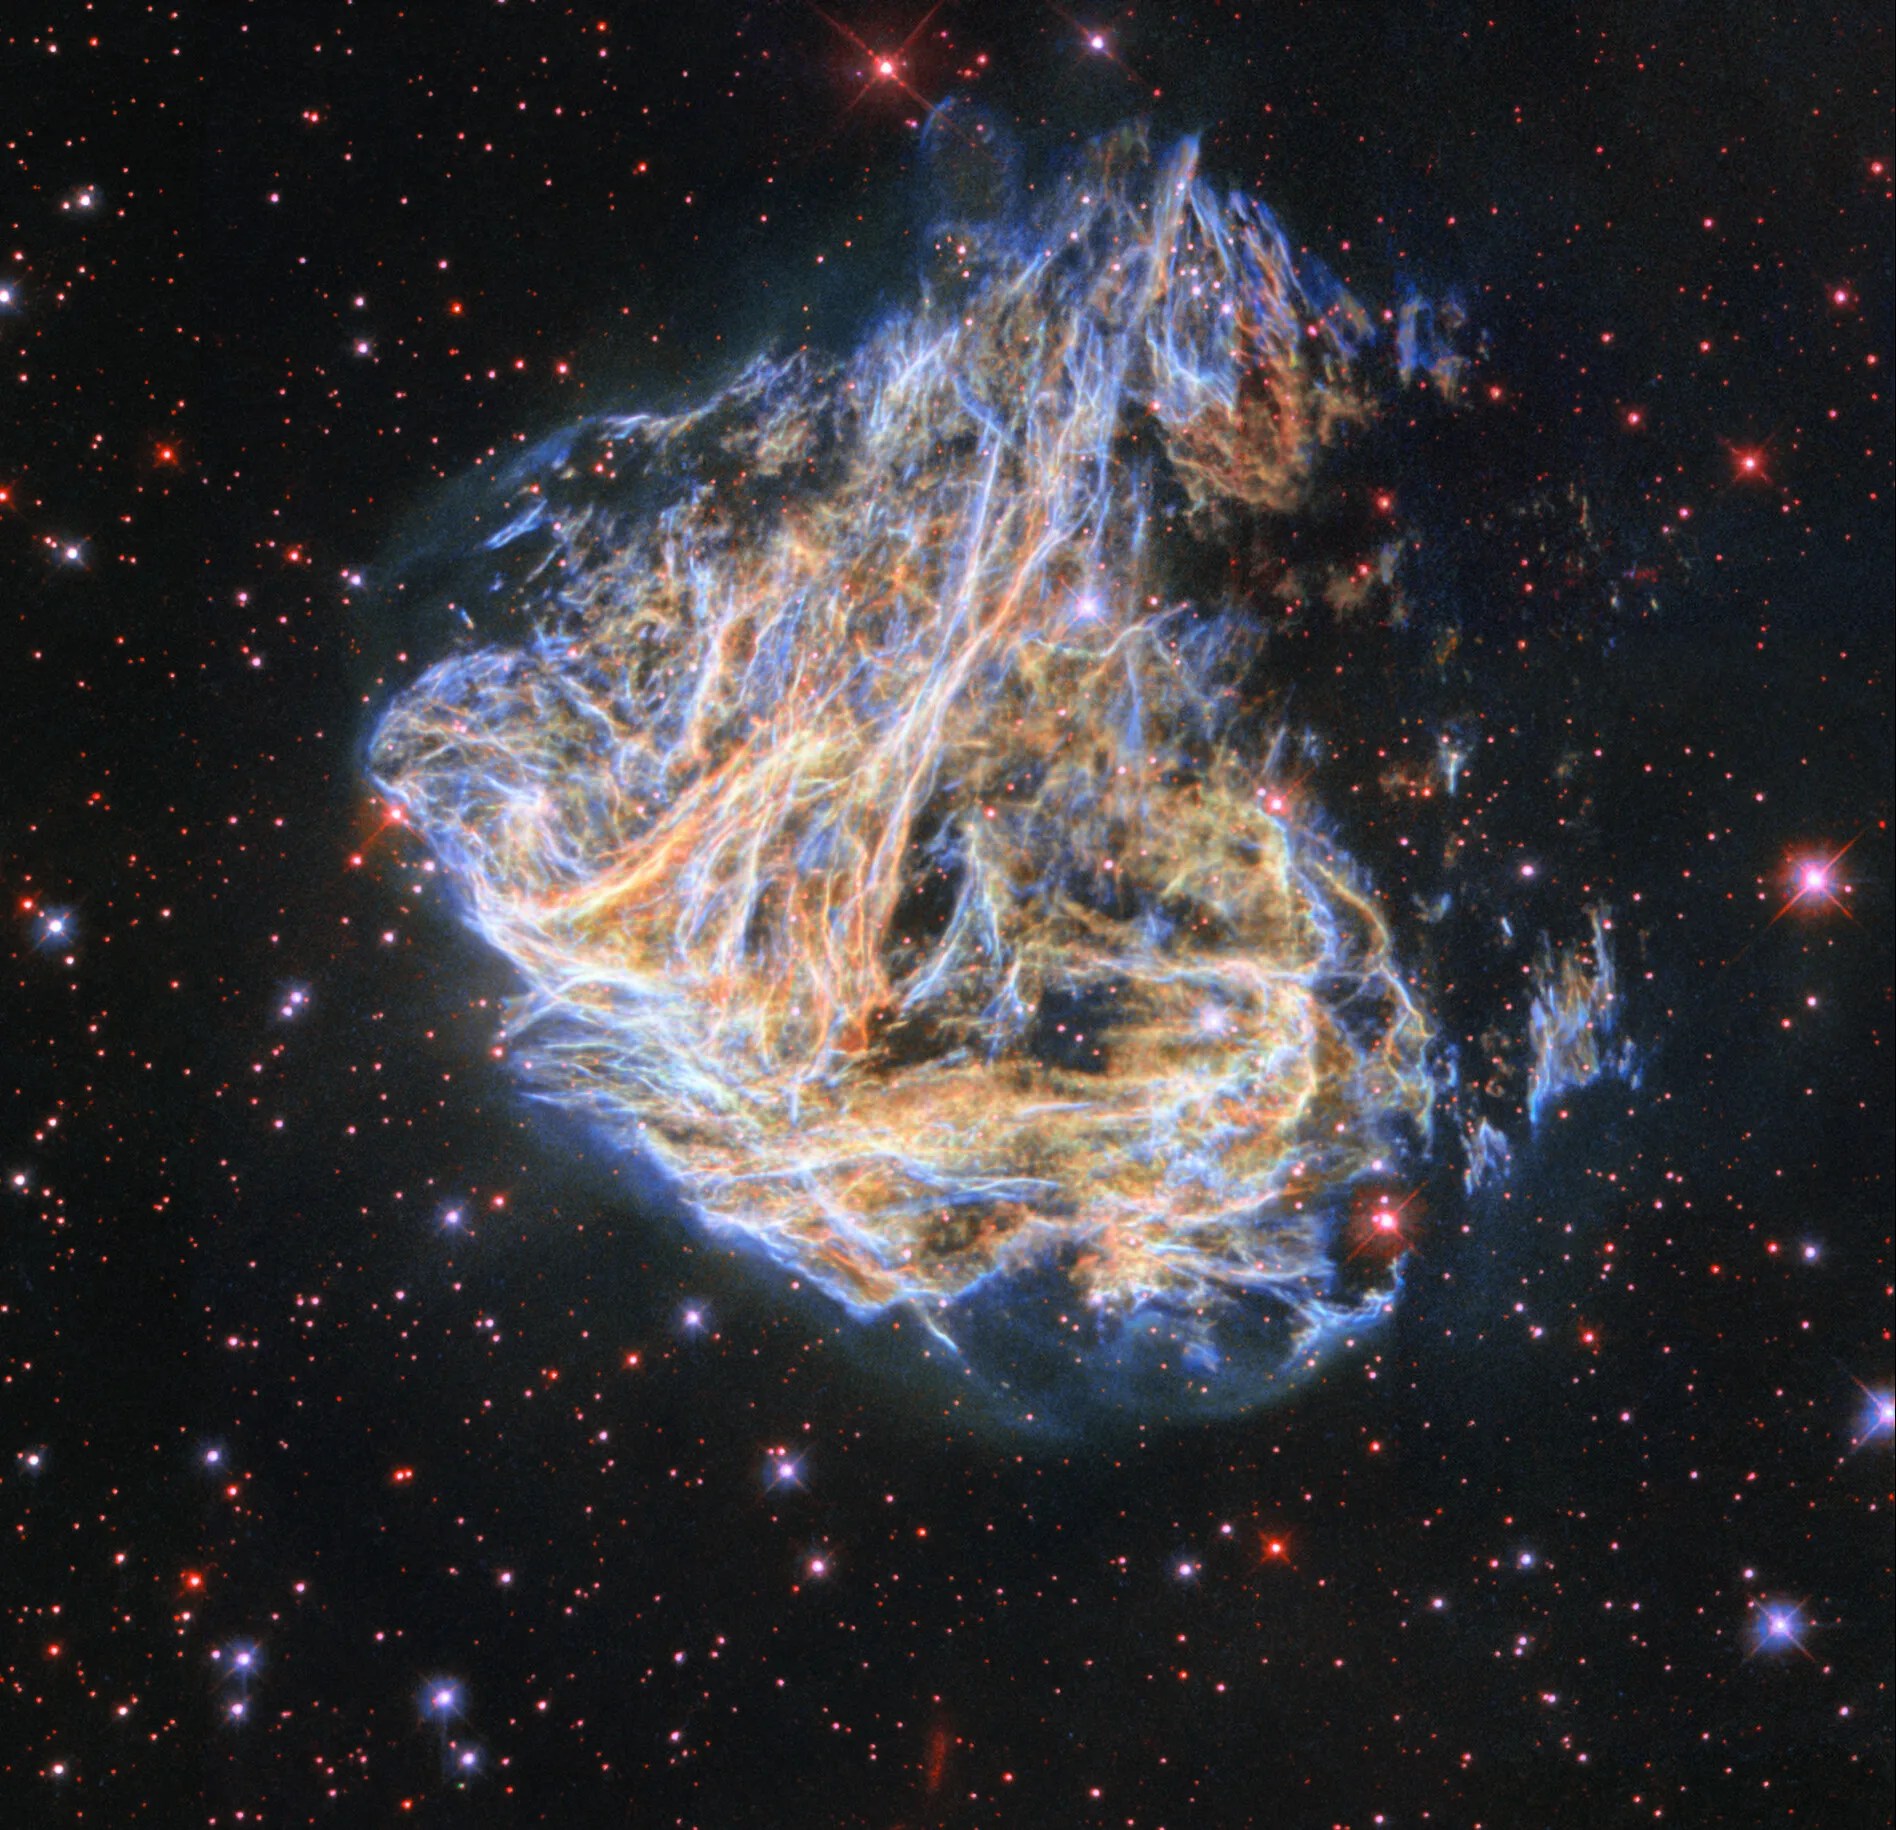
top-left (421, 1680), bottom-right (462, 1722)
top-left (1751, 1599), bottom-right (1811, 1657)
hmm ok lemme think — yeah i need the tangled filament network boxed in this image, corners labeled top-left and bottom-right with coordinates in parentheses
top-left (371, 130), bottom-right (1438, 1369)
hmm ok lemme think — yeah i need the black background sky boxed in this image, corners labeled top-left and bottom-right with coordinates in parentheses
top-left (4, 2), bottom-right (1891, 1824)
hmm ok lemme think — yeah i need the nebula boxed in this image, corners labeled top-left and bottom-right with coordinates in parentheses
top-left (370, 128), bottom-right (1466, 1416)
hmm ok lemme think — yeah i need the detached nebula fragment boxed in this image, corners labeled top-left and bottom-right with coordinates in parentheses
top-left (369, 127), bottom-right (1509, 1421)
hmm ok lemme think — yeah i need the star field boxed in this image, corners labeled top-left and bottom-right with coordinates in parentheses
top-left (3, 3), bottom-right (1890, 1824)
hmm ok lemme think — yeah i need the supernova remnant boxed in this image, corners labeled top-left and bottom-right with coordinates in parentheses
top-left (370, 127), bottom-right (1460, 1395)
